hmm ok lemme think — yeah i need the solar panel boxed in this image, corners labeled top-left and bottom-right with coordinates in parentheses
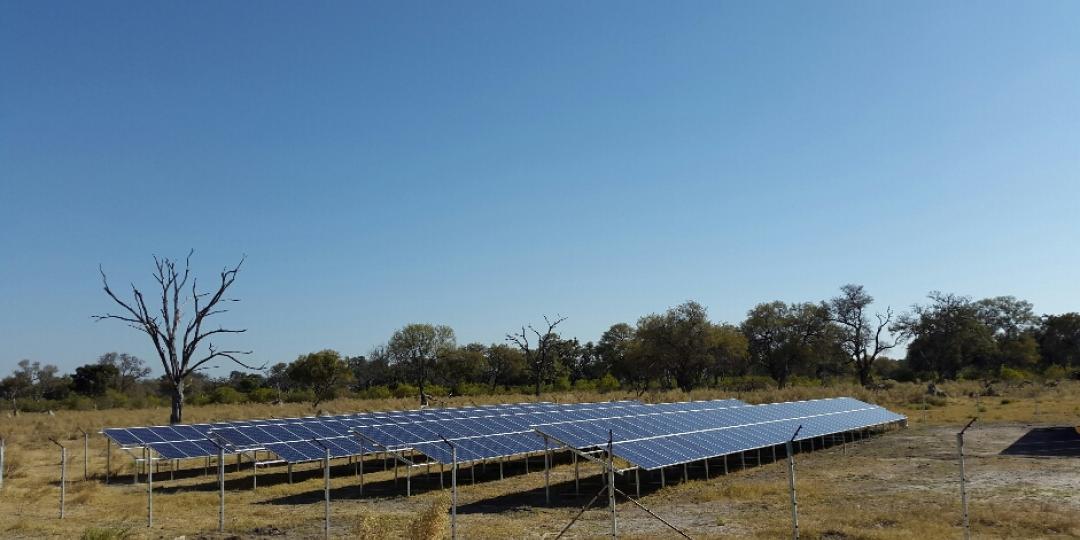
top-left (204, 401), bottom-right (632, 463)
top-left (532, 397), bottom-right (905, 470)
top-left (356, 400), bottom-right (747, 465)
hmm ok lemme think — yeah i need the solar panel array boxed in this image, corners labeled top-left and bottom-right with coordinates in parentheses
top-left (102, 401), bottom-right (574, 460)
top-left (533, 397), bottom-right (905, 470)
top-left (356, 400), bottom-right (747, 465)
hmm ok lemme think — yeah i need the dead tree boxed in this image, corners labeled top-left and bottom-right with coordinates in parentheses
top-left (94, 251), bottom-right (258, 423)
top-left (506, 315), bottom-right (567, 396)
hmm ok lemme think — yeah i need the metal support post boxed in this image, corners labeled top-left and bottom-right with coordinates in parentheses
top-left (440, 436), bottom-right (458, 540)
top-left (683, 463), bottom-right (688, 482)
top-left (252, 460), bottom-right (257, 490)
top-left (544, 436), bottom-right (551, 505)
top-left (772, 445), bottom-right (777, 462)
top-left (146, 447), bottom-right (153, 527)
top-left (50, 439), bottom-right (66, 519)
top-left (499, 457), bottom-right (504, 481)
top-left (407, 456), bottom-right (412, 496)
top-left (218, 446), bottom-right (225, 533)
top-left (723, 454), bottom-right (728, 475)
top-left (607, 431), bottom-right (616, 538)
top-left (958, 418), bottom-right (976, 540)
top-left (635, 468), bottom-right (640, 498)
top-left (324, 447), bottom-right (331, 540)
top-left (574, 452), bottom-right (579, 496)
top-left (741, 451), bottom-right (746, 470)
top-left (1, 437), bottom-right (6, 490)
top-left (786, 426), bottom-right (802, 540)
top-left (660, 467), bottom-right (665, 487)
top-left (106, 437), bottom-right (111, 484)
top-left (288, 463), bottom-right (293, 484)
top-left (79, 429), bottom-right (88, 481)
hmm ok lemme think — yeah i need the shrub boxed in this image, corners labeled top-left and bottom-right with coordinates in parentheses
top-left (248, 387), bottom-right (277, 403)
top-left (1042, 365), bottom-right (1067, 381)
top-left (572, 379), bottom-right (597, 392)
top-left (597, 373), bottom-right (620, 393)
top-left (453, 383), bottom-right (488, 397)
top-left (284, 389), bottom-right (315, 403)
top-left (999, 366), bottom-right (1032, 382)
top-left (551, 376), bottom-right (572, 392)
top-left (719, 376), bottom-right (775, 392)
top-left (360, 385), bottom-right (392, 400)
top-left (958, 366), bottom-right (985, 381)
top-left (392, 384), bottom-right (418, 399)
top-left (426, 384), bottom-right (448, 399)
top-left (211, 386), bottom-right (246, 404)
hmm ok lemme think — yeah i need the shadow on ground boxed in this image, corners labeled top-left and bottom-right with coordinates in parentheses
top-left (1000, 426), bottom-right (1080, 457)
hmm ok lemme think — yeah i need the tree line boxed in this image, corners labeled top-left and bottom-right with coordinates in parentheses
top-left (4, 284), bottom-right (1079, 415)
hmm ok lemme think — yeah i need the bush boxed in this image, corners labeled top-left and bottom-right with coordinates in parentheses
top-left (719, 376), bottom-right (775, 392)
top-left (392, 383), bottom-right (418, 399)
top-left (359, 385), bottom-right (392, 400)
top-left (247, 387), bottom-right (277, 403)
top-left (597, 373), bottom-right (620, 393)
top-left (572, 379), bottom-right (597, 392)
top-left (999, 366), bottom-right (1032, 382)
top-left (211, 386), bottom-right (246, 404)
top-left (551, 376), bottom-right (572, 392)
top-left (284, 389), bottom-right (315, 403)
top-left (1042, 365), bottom-right (1068, 381)
top-left (453, 382), bottom-right (488, 397)
top-left (426, 384), bottom-right (448, 399)
top-left (958, 366), bottom-right (985, 381)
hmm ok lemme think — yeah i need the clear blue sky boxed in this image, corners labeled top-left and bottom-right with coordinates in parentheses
top-left (3, 1), bottom-right (1079, 376)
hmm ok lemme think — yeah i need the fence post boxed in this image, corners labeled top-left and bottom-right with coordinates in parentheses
top-left (324, 446), bottom-right (330, 540)
top-left (440, 436), bottom-right (457, 540)
top-left (957, 418), bottom-right (977, 540)
top-left (218, 446), bottom-right (225, 533)
top-left (146, 447), bottom-right (153, 527)
top-left (608, 431), bottom-right (616, 539)
top-left (1, 437), bottom-right (5, 491)
top-left (50, 439), bottom-right (66, 519)
top-left (786, 425), bottom-right (803, 540)
top-left (78, 429), bottom-right (88, 481)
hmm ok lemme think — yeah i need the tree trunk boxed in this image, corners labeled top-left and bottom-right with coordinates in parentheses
top-left (418, 358), bottom-right (427, 406)
top-left (534, 366), bottom-right (542, 396)
top-left (170, 380), bottom-right (185, 424)
top-left (857, 361), bottom-right (872, 387)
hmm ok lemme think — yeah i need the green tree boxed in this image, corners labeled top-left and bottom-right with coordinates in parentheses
top-left (286, 350), bottom-right (354, 408)
top-left (635, 301), bottom-right (722, 391)
top-left (705, 324), bottom-right (750, 385)
top-left (437, 343), bottom-right (487, 392)
top-left (742, 301), bottom-right (831, 388)
top-left (828, 284), bottom-right (902, 387)
top-left (72, 363), bottom-right (120, 397)
top-left (97, 352), bottom-right (151, 393)
top-left (1037, 313), bottom-right (1080, 367)
top-left (388, 324), bottom-right (456, 405)
top-left (483, 344), bottom-right (525, 390)
top-left (893, 292), bottom-right (998, 379)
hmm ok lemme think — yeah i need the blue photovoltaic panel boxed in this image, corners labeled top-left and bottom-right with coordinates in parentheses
top-left (355, 401), bottom-right (660, 464)
top-left (205, 401), bottom-right (602, 463)
top-left (533, 397), bottom-right (905, 470)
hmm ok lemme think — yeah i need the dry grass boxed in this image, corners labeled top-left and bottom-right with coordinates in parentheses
top-left (0, 381), bottom-right (1078, 538)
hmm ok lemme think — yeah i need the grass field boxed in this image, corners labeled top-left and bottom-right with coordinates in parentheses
top-left (1, 381), bottom-right (1078, 539)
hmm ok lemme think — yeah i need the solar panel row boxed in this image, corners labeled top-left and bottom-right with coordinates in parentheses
top-left (366, 399), bottom-right (749, 465)
top-left (102, 401), bottom-right (576, 460)
top-left (533, 397), bottom-right (906, 470)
